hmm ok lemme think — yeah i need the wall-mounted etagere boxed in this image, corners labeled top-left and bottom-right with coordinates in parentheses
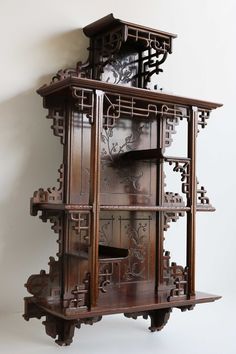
top-left (24, 14), bottom-right (222, 346)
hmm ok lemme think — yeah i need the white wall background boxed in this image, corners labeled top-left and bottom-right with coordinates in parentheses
top-left (0, 0), bottom-right (235, 353)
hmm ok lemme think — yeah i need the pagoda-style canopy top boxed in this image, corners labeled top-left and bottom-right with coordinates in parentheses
top-left (49, 14), bottom-right (178, 89)
top-left (83, 13), bottom-right (177, 44)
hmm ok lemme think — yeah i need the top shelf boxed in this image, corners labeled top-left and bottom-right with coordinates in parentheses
top-left (37, 77), bottom-right (222, 111)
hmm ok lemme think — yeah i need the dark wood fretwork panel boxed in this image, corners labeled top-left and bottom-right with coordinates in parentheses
top-left (24, 14), bottom-right (222, 346)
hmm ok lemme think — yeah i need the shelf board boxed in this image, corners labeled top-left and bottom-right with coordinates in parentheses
top-left (30, 291), bottom-right (221, 320)
top-left (32, 203), bottom-right (215, 212)
top-left (65, 245), bottom-right (129, 261)
top-left (37, 77), bottom-right (223, 111)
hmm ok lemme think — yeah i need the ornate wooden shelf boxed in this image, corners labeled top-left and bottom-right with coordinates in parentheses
top-left (31, 203), bottom-right (215, 212)
top-left (24, 14), bottom-right (222, 346)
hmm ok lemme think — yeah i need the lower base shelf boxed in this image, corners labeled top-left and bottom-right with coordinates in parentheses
top-left (23, 291), bottom-right (220, 346)
top-left (23, 291), bottom-right (221, 346)
top-left (24, 291), bottom-right (220, 320)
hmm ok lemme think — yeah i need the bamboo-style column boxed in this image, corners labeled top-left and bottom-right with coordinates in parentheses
top-left (89, 90), bottom-right (104, 307)
top-left (186, 106), bottom-right (198, 297)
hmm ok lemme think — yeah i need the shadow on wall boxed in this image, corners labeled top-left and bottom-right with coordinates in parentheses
top-left (0, 28), bottom-right (88, 313)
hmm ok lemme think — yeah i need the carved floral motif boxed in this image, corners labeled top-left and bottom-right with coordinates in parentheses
top-left (123, 221), bottom-right (148, 281)
top-left (101, 122), bottom-right (146, 193)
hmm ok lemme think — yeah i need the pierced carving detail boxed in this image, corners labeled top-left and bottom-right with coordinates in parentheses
top-left (103, 94), bottom-right (158, 129)
top-left (161, 104), bottom-right (188, 148)
top-left (198, 108), bottom-right (210, 131)
top-left (47, 108), bottom-right (65, 144)
top-left (51, 61), bottom-right (92, 84)
top-left (99, 262), bottom-right (114, 293)
top-left (197, 179), bottom-right (212, 207)
top-left (163, 192), bottom-right (185, 231)
top-left (71, 87), bottom-right (94, 122)
top-left (168, 263), bottom-right (188, 301)
top-left (163, 251), bottom-right (188, 301)
top-left (69, 212), bottom-right (90, 246)
top-left (165, 158), bottom-right (190, 195)
top-left (67, 273), bottom-right (90, 311)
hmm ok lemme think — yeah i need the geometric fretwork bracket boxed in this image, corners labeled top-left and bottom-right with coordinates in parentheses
top-left (162, 250), bottom-right (188, 301)
top-left (197, 108), bottom-right (211, 133)
top-left (50, 60), bottom-right (92, 84)
top-left (69, 212), bottom-right (91, 246)
top-left (66, 273), bottom-right (91, 313)
top-left (161, 104), bottom-right (189, 149)
top-left (71, 87), bottom-right (94, 122)
top-left (47, 107), bottom-right (65, 144)
top-left (163, 192), bottom-right (185, 231)
top-left (165, 158), bottom-right (190, 196)
top-left (196, 179), bottom-right (212, 208)
top-left (168, 263), bottom-right (188, 301)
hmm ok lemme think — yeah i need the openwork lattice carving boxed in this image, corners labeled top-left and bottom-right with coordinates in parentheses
top-left (71, 87), bottom-right (94, 122)
top-left (127, 26), bottom-right (174, 87)
top-left (197, 180), bottom-right (212, 208)
top-left (103, 93), bottom-right (158, 129)
top-left (162, 251), bottom-right (188, 301)
top-left (168, 263), bottom-right (188, 301)
top-left (91, 22), bottom-right (175, 88)
top-left (165, 158), bottom-right (190, 196)
top-left (47, 107), bottom-right (65, 144)
top-left (67, 273), bottom-right (90, 312)
top-left (198, 108), bottom-right (211, 131)
top-left (69, 212), bottom-right (90, 246)
top-left (163, 192), bottom-right (185, 231)
top-left (51, 61), bottom-right (92, 83)
top-left (31, 164), bottom-right (64, 205)
top-left (98, 261), bottom-right (121, 293)
top-left (161, 104), bottom-right (189, 148)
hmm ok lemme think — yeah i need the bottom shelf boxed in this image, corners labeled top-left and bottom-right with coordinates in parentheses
top-left (24, 291), bottom-right (221, 346)
top-left (25, 291), bottom-right (221, 321)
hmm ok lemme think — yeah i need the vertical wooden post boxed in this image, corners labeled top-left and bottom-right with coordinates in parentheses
top-left (89, 90), bottom-right (104, 307)
top-left (155, 115), bottom-right (165, 291)
top-left (187, 106), bottom-right (197, 297)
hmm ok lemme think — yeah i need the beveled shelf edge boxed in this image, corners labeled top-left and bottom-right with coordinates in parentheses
top-left (37, 77), bottom-right (223, 110)
top-left (83, 13), bottom-right (178, 39)
top-left (28, 291), bottom-right (221, 321)
top-left (32, 203), bottom-right (215, 212)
